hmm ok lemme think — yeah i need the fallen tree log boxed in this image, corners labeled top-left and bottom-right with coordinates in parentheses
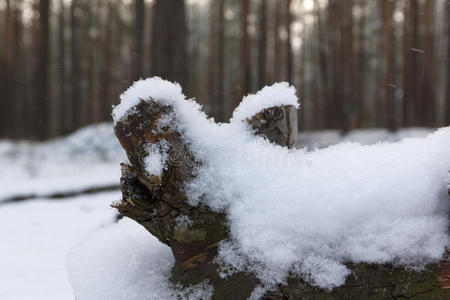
top-left (112, 83), bottom-right (450, 299)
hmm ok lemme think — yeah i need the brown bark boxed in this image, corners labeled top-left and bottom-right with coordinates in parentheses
top-left (207, 0), bottom-right (225, 122)
top-left (113, 91), bottom-right (297, 299)
top-left (70, 0), bottom-right (80, 132)
top-left (285, 0), bottom-right (293, 84)
top-left (34, 0), bottom-right (50, 139)
top-left (152, 0), bottom-right (187, 87)
top-left (273, 0), bottom-right (281, 82)
top-left (381, 0), bottom-right (397, 131)
top-left (134, 0), bottom-right (145, 79)
top-left (258, 0), bottom-right (267, 89)
top-left (0, 0), bottom-right (11, 138)
top-left (113, 87), bottom-right (449, 299)
top-left (421, 0), bottom-right (436, 127)
top-left (403, 0), bottom-right (420, 127)
top-left (239, 0), bottom-right (251, 100)
top-left (447, 0), bottom-right (450, 125)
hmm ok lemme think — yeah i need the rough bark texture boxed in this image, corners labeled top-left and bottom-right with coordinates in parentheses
top-left (113, 98), bottom-right (449, 299)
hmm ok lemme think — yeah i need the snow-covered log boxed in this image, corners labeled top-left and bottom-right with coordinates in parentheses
top-left (109, 78), bottom-right (450, 299)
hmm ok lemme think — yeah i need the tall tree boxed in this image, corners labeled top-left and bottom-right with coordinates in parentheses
top-left (12, 0), bottom-right (25, 138)
top-left (447, 0), bottom-right (450, 125)
top-left (58, 0), bottom-right (67, 134)
top-left (257, 0), bottom-right (267, 88)
top-left (339, 0), bottom-right (354, 131)
top-left (207, 0), bottom-right (225, 121)
top-left (421, 0), bottom-right (436, 126)
top-left (314, 0), bottom-right (327, 129)
top-left (354, 0), bottom-right (366, 127)
top-left (273, 0), bottom-right (281, 82)
top-left (34, 0), bottom-right (50, 139)
top-left (0, 0), bottom-right (12, 138)
top-left (285, 0), bottom-right (293, 83)
top-left (152, 0), bottom-right (187, 86)
top-left (239, 0), bottom-right (251, 100)
top-left (403, 0), bottom-right (420, 126)
top-left (71, 0), bottom-right (81, 132)
top-left (380, 0), bottom-right (397, 131)
top-left (134, 0), bottom-right (145, 79)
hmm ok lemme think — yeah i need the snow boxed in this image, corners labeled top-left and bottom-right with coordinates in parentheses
top-left (191, 126), bottom-right (450, 290)
top-left (144, 141), bottom-right (169, 176)
top-left (109, 77), bottom-right (450, 292)
top-left (0, 192), bottom-right (119, 300)
top-left (230, 82), bottom-right (299, 122)
top-left (67, 218), bottom-right (213, 300)
top-left (112, 77), bottom-right (186, 124)
top-left (0, 123), bottom-right (123, 202)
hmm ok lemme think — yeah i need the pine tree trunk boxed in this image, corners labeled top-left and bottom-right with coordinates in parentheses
top-left (152, 0), bottom-right (187, 87)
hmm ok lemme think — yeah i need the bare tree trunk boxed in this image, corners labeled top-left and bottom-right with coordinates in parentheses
top-left (71, 0), bottom-right (80, 132)
top-left (35, 0), bottom-right (50, 139)
top-left (152, 0), bottom-right (187, 86)
top-left (58, 0), bottom-right (68, 134)
top-left (258, 0), bottom-right (267, 89)
top-left (339, 0), bottom-right (354, 131)
top-left (134, 0), bottom-right (145, 80)
top-left (381, 0), bottom-right (397, 131)
top-left (12, 0), bottom-right (25, 138)
top-left (285, 0), bottom-right (293, 84)
top-left (447, 0), bottom-right (450, 125)
top-left (217, 0), bottom-right (225, 121)
top-left (355, 0), bottom-right (366, 128)
top-left (0, 0), bottom-right (12, 138)
top-left (239, 0), bottom-right (251, 100)
top-left (403, 0), bottom-right (420, 127)
top-left (422, 0), bottom-right (436, 127)
top-left (273, 0), bottom-right (281, 82)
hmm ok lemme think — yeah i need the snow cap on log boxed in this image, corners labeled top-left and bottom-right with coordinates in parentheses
top-left (230, 82), bottom-right (299, 123)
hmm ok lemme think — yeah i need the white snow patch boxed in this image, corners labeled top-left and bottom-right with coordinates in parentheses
top-left (144, 141), bottom-right (169, 176)
top-left (0, 192), bottom-right (118, 300)
top-left (110, 77), bottom-right (450, 290)
top-left (0, 123), bottom-right (123, 202)
top-left (112, 77), bottom-right (186, 124)
top-left (67, 218), bottom-right (213, 300)
top-left (175, 214), bottom-right (193, 229)
top-left (230, 82), bottom-right (299, 123)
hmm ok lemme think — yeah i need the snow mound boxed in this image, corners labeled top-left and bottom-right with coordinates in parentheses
top-left (108, 77), bottom-right (450, 291)
top-left (0, 123), bottom-right (123, 202)
top-left (112, 77), bottom-right (186, 124)
top-left (67, 218), bottom-right (213, 300)
top-left (231, 82), bottom-right (299, 122)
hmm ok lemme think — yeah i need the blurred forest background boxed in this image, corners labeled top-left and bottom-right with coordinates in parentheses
top-left (1, 0), bottom-right (450, 140)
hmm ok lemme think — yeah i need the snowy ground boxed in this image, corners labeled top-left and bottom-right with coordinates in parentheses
top-left (0, 192), bottom-right (119, 300)
top-left (0, 123), bottom-right (124, 202)
top-left (0, 122), bottom-right (439, 299)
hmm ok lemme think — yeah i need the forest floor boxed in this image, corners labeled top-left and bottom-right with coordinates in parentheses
top-left (0, 123), bottom-right (436, 299)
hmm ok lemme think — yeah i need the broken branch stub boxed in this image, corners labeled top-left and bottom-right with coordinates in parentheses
top-left (246, 105), bottom-right (298, 148)
top-left (113, 97), bottom-right (297, 298)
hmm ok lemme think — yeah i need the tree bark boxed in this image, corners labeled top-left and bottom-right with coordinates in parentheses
top-left (258, 0), bottom-right (267, 89)
top-left (134, 0), bottom-right (145, 80)
top-left (70, 0), bottom-right (80, 133)
top-left (239, 0), bottom-right (251, 100)
top-left (381, 0), bottom-right (397, 131)
top-left (113, 90), bottom-right (449, 299)
top-left (34, 0), bottom-right (50, 139)
top-left (447, 0), bottom-right (450, 125)
top-left (285, 0), bottom-right (293, 84)
top-left (152, 0), bottom-right (187, 87)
